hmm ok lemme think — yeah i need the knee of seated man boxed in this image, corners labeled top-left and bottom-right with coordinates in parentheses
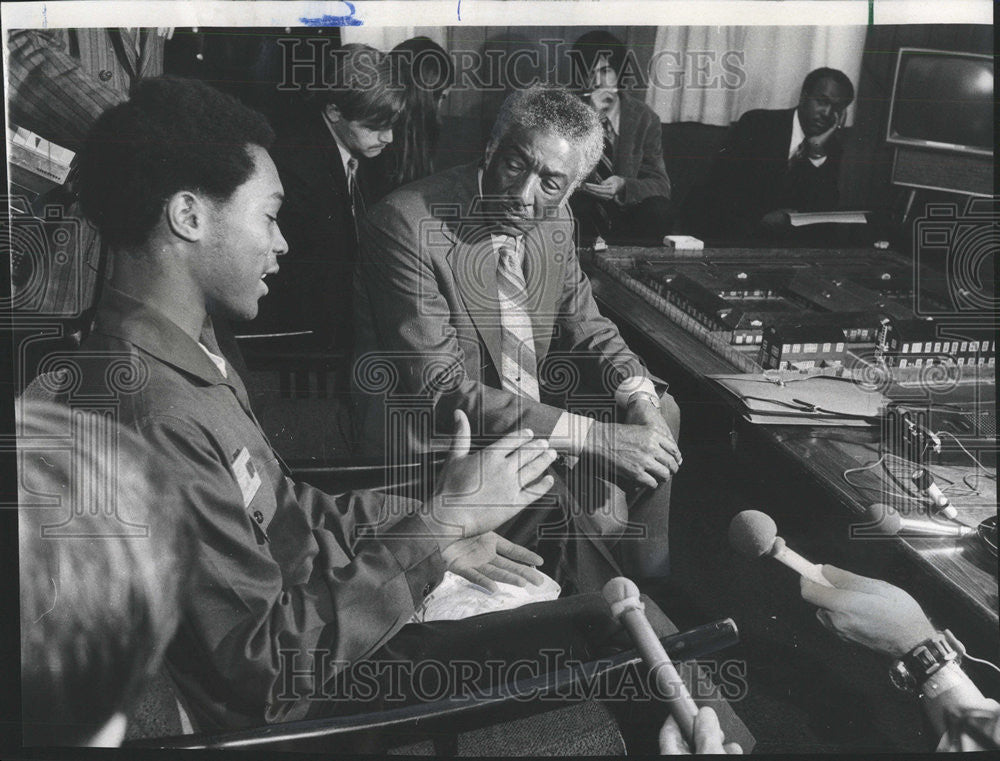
top-left (658, 392), bottom-right (680, 440)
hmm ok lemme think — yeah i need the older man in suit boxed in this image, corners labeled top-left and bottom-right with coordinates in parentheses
top-left (568, 31), bottom-right (674, 246)
top-left (355, 85), bottom-right (682, 584)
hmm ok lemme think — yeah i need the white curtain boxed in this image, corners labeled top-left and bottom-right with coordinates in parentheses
top-left (646, 26), bottom-right (866, 126)
top-left (340, 26), bottom-right (446, 52)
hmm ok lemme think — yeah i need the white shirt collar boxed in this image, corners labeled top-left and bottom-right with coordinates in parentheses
top-left (321, 111), bottom-right (355, 178)
top-left (197, 342), bottom-right (227, 378)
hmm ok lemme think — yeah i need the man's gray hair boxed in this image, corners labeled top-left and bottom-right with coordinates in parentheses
top-left (485, 85), bottom-right (604, 188)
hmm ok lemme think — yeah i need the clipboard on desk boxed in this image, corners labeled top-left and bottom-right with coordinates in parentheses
top-left (707, 374), bottom-right (888, 426)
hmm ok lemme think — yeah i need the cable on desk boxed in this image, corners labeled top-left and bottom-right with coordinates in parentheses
top-left (936, 430), bottom-right (997, 478)
top-left (842, 455), bottom-right (921, 502)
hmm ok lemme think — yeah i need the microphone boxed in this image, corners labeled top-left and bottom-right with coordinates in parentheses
top-left (865, 503), bottom-right (976, 538)
top-left (911, 468), bottom-right (959, 521)
top-left (728, 510), bottom-right (833, 587)
top-left (602, 577), bottom-right (699, 742)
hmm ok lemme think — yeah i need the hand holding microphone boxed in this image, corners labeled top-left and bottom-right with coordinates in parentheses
top-left (603, 577), bottom-right (744, 755)
top-left (800, 565), bottom-right (937, 657)
top-left (603, 577), bottom-right (699, 738)
top-left (728, 510), bottom-right (833, 587)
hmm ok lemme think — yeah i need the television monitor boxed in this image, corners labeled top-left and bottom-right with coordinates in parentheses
top-left (886, 48), bottom-right (993, 158)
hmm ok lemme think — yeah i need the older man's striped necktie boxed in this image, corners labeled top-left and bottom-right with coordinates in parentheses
top-left (496, 238), bottom-right (540, 402)
top-left (587, 115), bottom-right (617, 233)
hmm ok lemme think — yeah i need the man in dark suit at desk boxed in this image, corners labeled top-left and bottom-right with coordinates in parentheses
top-left (255, 44), bottom-right (403, 350)
top-left (687, 67), bottom-right (854, 240)
top-left (568, 31), bottom-right (674, 246)
top-left (355, 85), bottom-right (682, 583)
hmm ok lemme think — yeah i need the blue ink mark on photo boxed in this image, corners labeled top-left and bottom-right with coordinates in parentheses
top-left (300, 1), bottom-right (362, 27)
top-left (457, 0), bottom-right (462, 22)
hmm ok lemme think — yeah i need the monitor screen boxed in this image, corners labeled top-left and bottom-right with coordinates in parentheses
top-left (887, 49), bottom-right (993, 156)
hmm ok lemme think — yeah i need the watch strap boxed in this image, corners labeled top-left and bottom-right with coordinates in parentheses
top-left (892, 630), bottom-right (962, 692)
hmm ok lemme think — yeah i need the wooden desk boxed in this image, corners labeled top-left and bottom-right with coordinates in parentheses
top-left (585, 248), bottom-right (998, 632)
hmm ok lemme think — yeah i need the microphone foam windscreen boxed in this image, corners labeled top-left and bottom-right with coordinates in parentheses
top-left (728, 510), bottom-right (778, 558)
top-left (866, 503), bottom-right (902, 535)
top-left (602, 576), bottom-right (641, 606)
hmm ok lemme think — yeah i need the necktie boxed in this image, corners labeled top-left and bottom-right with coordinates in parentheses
top-left (586, 115), bottom-right (617, 234)
top-left (590, 115), bottom-right (617, 184)
top-left (347, 157), bottom-right (366, 237)
top-left (496, 239), bottom-right (540, 402)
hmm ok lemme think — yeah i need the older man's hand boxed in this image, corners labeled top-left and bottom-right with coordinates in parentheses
top-left (583, 411), bottom-right (681, 489)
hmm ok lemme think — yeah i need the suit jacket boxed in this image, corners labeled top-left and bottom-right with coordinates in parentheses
top-left (57, 285), bottom-right (444, 730)
top-left (353, 162), bottom-right (646, 457)
top-left (255, 111), bottom-right (378, 350)
top-left (611, 91), bottom-right (672, 206)
top-left (689, 107), bottom-right (842, 236)
top-left (7, 28), bottom-right (164, 152)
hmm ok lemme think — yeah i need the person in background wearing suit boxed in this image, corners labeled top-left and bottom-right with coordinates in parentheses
top-left (355, 85), bottom-right (682, 586)
top-left (7, 28), bottom-right (167, 361)
top-left (254, 44), bottom-right (404, 351)
top-left (687, 67), bottom-right (854, 240)
top-left (568, 30), bottom-right (674, 247)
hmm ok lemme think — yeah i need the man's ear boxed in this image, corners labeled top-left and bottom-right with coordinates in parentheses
top-left (165, 190), bottom-right (209, 243)
top-left (324, 102), bottom-right (343, 124)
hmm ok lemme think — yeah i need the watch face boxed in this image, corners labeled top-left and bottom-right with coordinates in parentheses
top-left (890, 662), bottom-right (915, 692)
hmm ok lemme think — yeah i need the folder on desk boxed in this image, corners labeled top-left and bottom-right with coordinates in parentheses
top-left (707, 374), bottom-right (887, 426)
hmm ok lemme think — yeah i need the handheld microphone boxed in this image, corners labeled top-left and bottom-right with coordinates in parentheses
top-left (728, 510), bottom-right (833, 587)
top-left (602, 577), bottom-right (699, 742)
top-left (911, 468), bottom-right (959, 521)
top-left (865, 503), bottom-right (975, 538)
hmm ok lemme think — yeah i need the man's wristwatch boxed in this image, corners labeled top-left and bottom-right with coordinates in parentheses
top-left (627, 391), bottom-right (661, 410)
top-left (890, 630), bottom-right (963, 693)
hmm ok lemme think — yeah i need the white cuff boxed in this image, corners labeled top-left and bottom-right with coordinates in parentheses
top-left (614, 376), bottom-right (658, 409)
top-left (808, 155), bottom-right (828, 167)
top-left (549, 411), bottom-right (594, 456)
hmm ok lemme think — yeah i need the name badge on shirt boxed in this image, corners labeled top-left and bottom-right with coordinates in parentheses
top-left (231, 447), bottom-right (262, 508)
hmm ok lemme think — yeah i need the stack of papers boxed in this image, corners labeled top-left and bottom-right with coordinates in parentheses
top-left (707, 373), bottom-right (887, 426)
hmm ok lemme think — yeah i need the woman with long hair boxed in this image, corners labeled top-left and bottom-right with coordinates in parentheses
top-left (381, 36), bottom-right (455, 190)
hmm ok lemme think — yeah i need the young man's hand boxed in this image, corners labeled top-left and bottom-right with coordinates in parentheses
top-left (441, 532), bottom-right (546, 592)
top-left (428, 411), bottom-right (556, 545)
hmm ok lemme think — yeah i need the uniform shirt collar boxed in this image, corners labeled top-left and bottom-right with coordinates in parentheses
top-left (92, 284), bottom-right (233, 386)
